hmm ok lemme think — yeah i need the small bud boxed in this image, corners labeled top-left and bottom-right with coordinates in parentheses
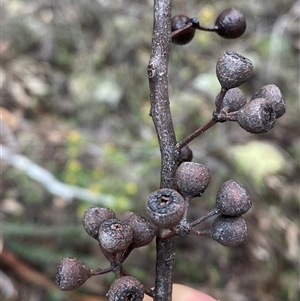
top-left (211, 215), bottom-right (248, 247)
top-left (237, 98), bottom-right (276, 133)
top-left (82, 207), bottom-right (116, 240)
top-left (175, 162), bottom-right (211, 198)
top-left (216, 51), bottom-right (253, 90)
top-left (171, 15), bottom-right (195, 45)
top-left (98, 219), bottom-right (133, 254)
top-left (251, 84), bottom-right (286, 118)
top-left (215, 88), bottom-right (247, 112)
top-left (146, 188), bottom-right (186, 229)
top-left (216, 179), bottom-right (252, 216)
top-left (55, 257), bottom-right (92, 291)
top-left (107, 276), bottom-right (144, 301)
top-left (178, 145), bottom-right (193, 164)
top-left (120, 211), bottom-right (158, 248)
top-left (214, 8), bottom-right (246, 39)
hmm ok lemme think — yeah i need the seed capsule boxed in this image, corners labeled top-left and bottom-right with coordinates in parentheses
top-left (120, 211), bottom-right (158, 248)
top-left (178, 145), bottom-right (193, 164)
top-left (107, 276), bottom-right (144, 301)
top-left (171, 15), bottom-right (195, 45)
top-left (216, 179), bottom-right (252, 216)
top-left (216, 51), bottom-right (253, 90)
top-left (251, 84), bottom-right (286, 118)
top-left (237, 98), bottom-right (276, 133)
top-left (98, 219), bottom-right (133, 254)
top-left (146, 188), bottom-right (186, 229)
top-left (175, 162), bottom-right (211, 199)
top-left (214, 8), bottom-right (246, 39)
top-left (211, 215), bottom-right (248, 247)
top-left (82, 207), bottom-right (116, 240)
top-left (215, 88), bottom-right (247, 112)
top-left (55, 257), bottom-right (92, 291)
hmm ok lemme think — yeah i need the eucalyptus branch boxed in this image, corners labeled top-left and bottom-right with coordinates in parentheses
top-left (147, 0), bottom-right (177, 300)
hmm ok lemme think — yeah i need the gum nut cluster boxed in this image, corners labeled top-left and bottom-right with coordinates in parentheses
top-left (214, 8), bottom-right (246, 39)
top-left (211, 215), bottom-right (248, 247)
top-left (120, 211), bottom-right (158, 248)
top-left (82, 207), bottom-right (115, 240)
top-left (146, 188), bottom-right (186, 229)
top-left (251, 84), bottom-right (286, 118)
top-left (175, 162), bottom-right (211, 199)
top-left (107, 276), bottom-right (144, 301)
top-left (215, 179), bottom-right (252, 216)
top-left (98, 219), bottom-right (133, 254)
top-left (171, 15), bottom-right (195, 45)
top-left (55, 257), bottom-right (92, 291)
top-left (216, 51), bottom-right (253, 90)
top-left (237, 98), bottom-right (276, 133)
top-left (215, 88), bottom-right (247, 112)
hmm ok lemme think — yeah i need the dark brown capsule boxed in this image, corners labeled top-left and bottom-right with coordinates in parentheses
top-left (55, 257), bottom-right (92, 291)
top-left (251, 84), bottom-right (286, 118)
top-left (175, 162), bottom-right (211, 199)
top-left (107, 276), bottom-right (144, 301)
top-left (215, 87), bottom-right (247, 112)
top-left (216, 179), bottom-right (252, 216)
top-left (178, 145), bottom-right (193, 164)
top-left (145, 188), bottom-right (186, 229)
top-left (120, 211), bottom-right (158, 248)
top-left (237, 98), bottom-right (276, 133)
top-left (216, 51), bottom-right (253, 90)
top-left (211, 215), bottom-right (248, 247)
top-left (171, 15), bottom-right (195, 45)
top-left (214, 8), bottom-right (246, 39)
top-left (82, 207), bottom-right (116, 240)
top-left (98, 219), bottom-right (133, 254)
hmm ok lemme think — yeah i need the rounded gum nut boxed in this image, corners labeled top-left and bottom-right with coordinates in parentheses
top-left (211, 215), bottom-right (248, 247)
top-left (119, 211), bottom-right (158, 248)
top-left (107, 276), bottom-right (144, 301)
top-left (55, 257), bottom-right (92, 291)
top-left (214, 8), bottom-right (246, 39)
top-left (216, 179), bottom-right (252, 216)
top-left (251, 84), bottom-right (286, 118)
top-left (175, 162), bottom-right (211, 199)
top-left (215, 87), bottom-right (247, 112)
top-left (98, 219), bottom-right (133, 254)
top-left (237, 98), bottom-right (276, 133)
top-left (216, 51), bottom-right (253, 90)
top-left (178, 145), bottom-right (193, 164)
top-left (82, 207), bottom-right (116, 240)
top-left (145, 188), bottom-right (186, 229)
top-left (171, 15), bottom-right (195, 45)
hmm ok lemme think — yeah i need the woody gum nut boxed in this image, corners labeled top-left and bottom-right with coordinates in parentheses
top-left (178, 145), bottom-right (193, 164)
top-left (107, 276), bottom-right (144, 301)
top-left (82, 207), bottom-right (116, 240)
top-left (175, 162), bottom-right (211, 198)
top-left (146, 188), bottom-right (186, 229)
top-left (215, 87), bottom-right (247, 112)
top-left (211, 215), bottom-right (248, 247)
top-left (214, 8), bottom-right (246, 39)
top-left (55, 257), bottom-right (92, 291)
top-left (216, 51), bottom-right (253, 90)
top-left (216, 179), bottom-right (252, 216)
top-left (98, 219), bottom-right (133, 254)
top-left (120, 211), bottom-right (158, 248)
top-left (171, 15), bottom-right (195, 45)
top-left (237, 98), bottom-right (276, 133)
top-left (251, 84), bottom-right (286, 118)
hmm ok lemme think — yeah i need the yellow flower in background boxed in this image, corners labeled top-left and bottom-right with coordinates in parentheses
top-left (125, 182), bottom-right (137, 195)
top-left (67, 159), bottom-right (82, 173)
top-left (67, 130), bottom-right (81, 143)
top-left (199, 5), bottom-right (215, 25)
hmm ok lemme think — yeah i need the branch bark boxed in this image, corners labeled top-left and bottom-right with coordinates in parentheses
top-left (147, 0), bottom-right (178, 300)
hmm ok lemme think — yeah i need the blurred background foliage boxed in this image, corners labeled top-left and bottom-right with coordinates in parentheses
top-left (1, 0), bottom-right (299, 301)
